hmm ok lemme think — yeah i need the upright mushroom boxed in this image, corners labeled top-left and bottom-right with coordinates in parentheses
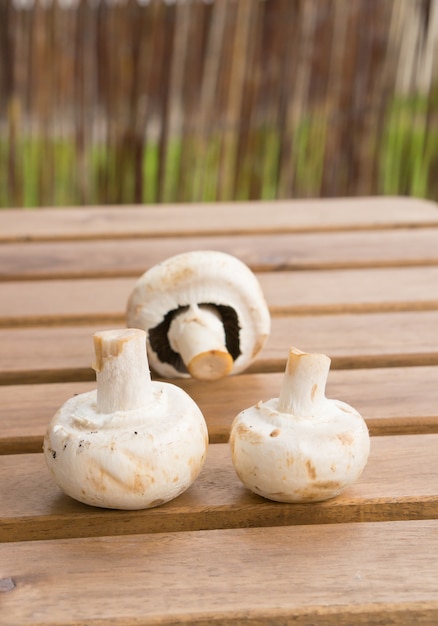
top-left (229, 347), bottom-right (370, 502)
top-left (126, 250), bottom-right (271, 381)
top-left (43, 328), bottom-right (208, 510)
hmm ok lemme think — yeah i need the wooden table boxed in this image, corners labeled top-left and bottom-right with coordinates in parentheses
top-left (1, 197), bottom-right (438, 625)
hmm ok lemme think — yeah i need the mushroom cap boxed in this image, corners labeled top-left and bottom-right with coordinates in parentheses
top-left (43, 382), bottom-right (208, 510)
top-left (126, 250), bottom-right (271, 378)
top-left (230, 397), bottom-right (370, 503)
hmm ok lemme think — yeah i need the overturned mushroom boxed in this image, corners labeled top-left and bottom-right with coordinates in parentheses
top-left (126, 251), bottom-right (271, 381)
top-left (230, 347), bottom-right (370, 502)
top-left (43, 328), bottom-right (208, 510)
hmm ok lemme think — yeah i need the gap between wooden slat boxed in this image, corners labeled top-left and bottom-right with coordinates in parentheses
top-left (2, 266), bottom-right (438, 327)
top-left (1, 521), bottom-right (437, 625)
top-left (2, 366), bottom-right (438, 454)
top-left (2, 228), bottom-right (438, 282)
top-left (2, 354), bottom-right (438, 387)
top-left (4, 301), bottom-right (438, 329)
top-left (4, 258), bottom-right (438, 283)
top-left (1, 198), bottom-right (437, 243)
top-left (3, 309), bottom-right (438, 383)
top-left (6, 222), bottom-right (438, 245)
top-left (0, 520), bottom-right (438, 626)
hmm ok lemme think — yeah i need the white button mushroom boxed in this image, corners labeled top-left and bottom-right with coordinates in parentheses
top-left (126, 250), bottom-right (271, 381)
top-left (230, 347), bottom-right (370, 502)
top-left (43, 328), bottom-right (208, 510)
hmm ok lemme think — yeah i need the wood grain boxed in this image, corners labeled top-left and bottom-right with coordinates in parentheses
top-left (1, 436), bottom-right (437, 542)
top-left (1, 366), bottom-right (437, 454)
top-left (1, 197), bottom-right (437, 243)
top-left (2, 311), bottom-right (438, 384)
top-left (2, 228), bottom-right (438, 281)
top-left (1, 520), bottom-right (437, 624)
top-left (2, 265), bottom-right (438, 327)
top-left (1, 199), bottom-right (438, 625)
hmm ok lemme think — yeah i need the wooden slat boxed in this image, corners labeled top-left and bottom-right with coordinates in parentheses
top-left (2, 228), bottom-right (438, 281)
top-left (0, 278), bottom-right (134, 327)
top-left (1, 366), bottom-right (438, 454)
top-left (178, 366), bottom-right (438, 439)
top-left (1, 520), bottom-right (438, 625)
top-left (1, 435), bottom-right (437, 543)
top-left (2, 266), bottom-right (438, 327)
top-left (1, 201), bottom-right (437, 626)
top-left (265, 312), bottom-right (438, 370)
top-left (2, 311), bottom-right (438, 385)
top-left (1, 197), bottom-right (437, 243)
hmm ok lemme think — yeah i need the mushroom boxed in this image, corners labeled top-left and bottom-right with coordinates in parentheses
top-left (126, 250), bottom-right (271, 381)
top-left (229, 347), bottom-right (370, 502)
top-left (43, 328), bottom-right (208, 510)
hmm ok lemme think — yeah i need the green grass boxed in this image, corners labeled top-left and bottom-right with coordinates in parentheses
top-left (380, 93), bottom-right (438, 199)
top-left (1, 90), bottom-right (437, 208)
top-left (293, 113), bottom-right (327, 197)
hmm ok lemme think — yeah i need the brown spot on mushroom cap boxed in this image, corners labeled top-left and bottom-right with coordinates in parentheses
top-left (337, 432), bottom-right (354, 446)
top-left (266, 491), bottom-right (293, 500)
top-left (132, 473), bottom-right (145, 495)
top-left (292, 480), bottom-right (344, 502)
top-left (305, 459), bottom-right (317, 480)
top-left (236, 423), bottom-right (250, 436)
top-left (163, 264), bottom-right (197, 287)
top-left (148, 498), bottom-right (166, 508)
top-left (314, 480), bottom-right (343, 491)
top-left (254, 484), bottom-right (337, 504)
top-left (188, 452), bottom-right (207, 483)
top-left (270, 429), bottom-right (281, 438)
top-left (251, 333), bottom-right (268, 359)
top-left (88, 470), bottom-right (108, 494)
top-left (85, 459), bottom-right (151, 497)
top-left (235, 422), bottom-right (264, 443)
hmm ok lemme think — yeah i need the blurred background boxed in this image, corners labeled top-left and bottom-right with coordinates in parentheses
top-left (1, 0), bottom-right (438, 208)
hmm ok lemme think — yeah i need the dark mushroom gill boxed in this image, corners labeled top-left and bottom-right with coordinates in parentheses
top-left (148, 303), bottom-right (241, 373)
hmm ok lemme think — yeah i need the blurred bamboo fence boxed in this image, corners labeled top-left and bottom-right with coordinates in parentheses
top-left (1, 0), bottom-right (438, 208)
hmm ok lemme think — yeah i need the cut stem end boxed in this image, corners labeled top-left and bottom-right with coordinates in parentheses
top-left (277, 347), bottom-right (331, 416)
top-left (93, 328), bottom-right (152, 414)
top-left (168, 304), bottom-right (232, 380)
top-left (188, 350), bottom-right (234, 381)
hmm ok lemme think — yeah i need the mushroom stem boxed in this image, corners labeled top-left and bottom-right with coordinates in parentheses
top-left (167, 304), bottom-right (233, 381)
top-left (93, 328), bottom-right (152, 413)
top-left (277, 347), bottom-right (331, 417)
